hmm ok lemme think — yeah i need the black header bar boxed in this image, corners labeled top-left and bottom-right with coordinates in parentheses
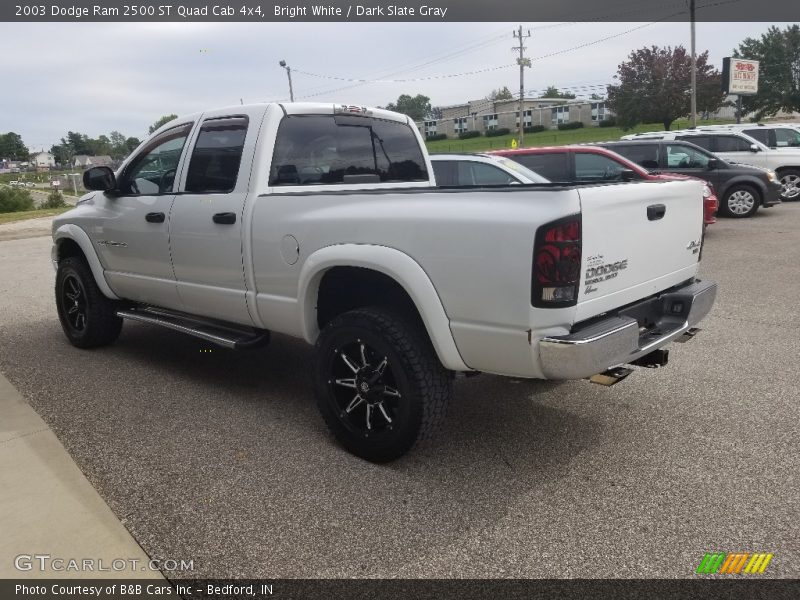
top-left (1, 0), bottom-right (798, 23)
top-left (3, 579), bottom-right (800, 600)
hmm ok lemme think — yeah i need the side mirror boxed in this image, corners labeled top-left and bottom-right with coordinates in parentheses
top-left (83, 166), bottom-right (116, 191)
top-left (707, 158), bottom-right (719, 170)
top-left (620, 169), bottom-right (637, 181)
top-left (749, 144), bottom-right (761, 153)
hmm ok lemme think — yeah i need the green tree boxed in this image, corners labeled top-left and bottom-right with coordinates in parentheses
top-left (541, 86), bottom-right (576, 99)
top-left (50, 143), bottom-right (72, 167)
top-left (607, 45), bottom-right (724, 130)
top-left (733, 25), bottom-right (800, 120)
top-left (125, 137), bottom-right (142, 154)
top-left (0, 188), bottom-right (35, 213)
top-left (0, 133), bottom-right (29, 161)
top-left (108, 131), bottom-right (128, 160)
top-left (149, 114), bottom-right (178, 134)
top-left (384, 95), bottom-right (432, 121)
top-left (488, 86), bottom-right (514, 100)
top-left (42, 190), bottom-right (66, 209)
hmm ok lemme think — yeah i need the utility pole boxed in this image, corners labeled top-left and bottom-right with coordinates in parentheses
top-left (689, 0), bottom-right (697, 127)
top-left (279, 60), bottom-right (294, 102)
top-left (513, 26), bottom-right (531, 146)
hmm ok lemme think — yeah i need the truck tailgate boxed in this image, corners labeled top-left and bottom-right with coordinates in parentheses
top-left (576, 180), bottom-right (704, 322)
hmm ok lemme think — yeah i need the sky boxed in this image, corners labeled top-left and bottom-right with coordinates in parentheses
top-left (0, 21), bottom-right (795, 151)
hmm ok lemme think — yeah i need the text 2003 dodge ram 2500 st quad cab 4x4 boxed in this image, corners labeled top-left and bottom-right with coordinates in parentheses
top-left (52, 102), bottom-right (716, 461)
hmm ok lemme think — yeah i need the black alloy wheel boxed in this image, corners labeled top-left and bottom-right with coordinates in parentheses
top-left (313, 307), bottom-right (451, 462)
top-left (55, 256), bottom-right (123, 348)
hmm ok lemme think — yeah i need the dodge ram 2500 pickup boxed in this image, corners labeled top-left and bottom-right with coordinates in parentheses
top-left (52, 102), bottom-right (717, 461)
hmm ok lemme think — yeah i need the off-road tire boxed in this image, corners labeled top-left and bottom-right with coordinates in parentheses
top-left (313, 306), bottom-right (451, 462)
top-left (55, 256), bottom-right (122, 348)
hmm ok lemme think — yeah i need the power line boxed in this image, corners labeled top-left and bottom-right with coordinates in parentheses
top-left (290, 27), bottom-right (512, 100)
top-left (292, 63), bottom-right (516, 85)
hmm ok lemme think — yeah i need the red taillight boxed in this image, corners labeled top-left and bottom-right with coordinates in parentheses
top-left (532, 216), bottom-right (582, 307)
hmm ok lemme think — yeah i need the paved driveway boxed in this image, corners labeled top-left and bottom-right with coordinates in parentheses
top-left (0, 206), bottom-right (797, 578)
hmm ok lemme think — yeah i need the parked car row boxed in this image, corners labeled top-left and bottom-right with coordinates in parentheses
top-left (7, 181), bottom-right (36, 188)
top-left (621, 124), bottom-right (800, 202)
top-left (431, 121), bottom-right (800, 222)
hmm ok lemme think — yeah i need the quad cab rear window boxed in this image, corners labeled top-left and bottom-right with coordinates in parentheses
top-left (269, 115), bottom-right (428, 186)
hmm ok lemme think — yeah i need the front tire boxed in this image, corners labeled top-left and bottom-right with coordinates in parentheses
top-left (55, 256), bottom-right (122, 348)
top-left (313, 307), bottom-right (451, 462)
top-left (720, 185), bottom-right (759, 218)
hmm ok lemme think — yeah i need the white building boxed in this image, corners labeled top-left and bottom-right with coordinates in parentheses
top-left (33, 151), bottom-right (55, 168)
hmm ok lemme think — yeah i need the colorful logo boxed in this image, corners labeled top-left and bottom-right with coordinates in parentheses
top-left (696, 552), bottom-right (773, 574)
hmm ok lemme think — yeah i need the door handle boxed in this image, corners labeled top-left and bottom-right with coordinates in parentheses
top-left (647, 204), bottom-right (666, 221)
top-left (212, 212), bottom-right (237, 225)
top-left (145, 212), bottom-right (165, 223)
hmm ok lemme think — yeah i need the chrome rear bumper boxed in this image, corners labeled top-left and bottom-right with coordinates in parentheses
top-left (539, 279), bottom-right (717, 380)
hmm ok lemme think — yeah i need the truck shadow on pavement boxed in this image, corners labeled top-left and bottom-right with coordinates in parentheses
top-left (0, 320), bottom-right (605, 578)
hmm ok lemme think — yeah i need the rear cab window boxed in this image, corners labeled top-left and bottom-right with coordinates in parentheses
top-left (269, 115), bottom-right (428, 187)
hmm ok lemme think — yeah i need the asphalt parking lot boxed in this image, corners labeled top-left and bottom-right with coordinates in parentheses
top-left (0, 204), bottom-right (798, 579)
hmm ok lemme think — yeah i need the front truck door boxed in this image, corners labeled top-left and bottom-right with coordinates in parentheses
top-left (98, 122), bottom-right (194, 308)
top-left (168, 112), bottom-right (259, 326)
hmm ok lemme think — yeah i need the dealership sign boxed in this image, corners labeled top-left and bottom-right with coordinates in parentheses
top-left (722, 57), bottom-right (759, 95)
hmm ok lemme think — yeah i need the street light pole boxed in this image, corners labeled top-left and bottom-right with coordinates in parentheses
top-left (279, 60), bottom-right (294, 102)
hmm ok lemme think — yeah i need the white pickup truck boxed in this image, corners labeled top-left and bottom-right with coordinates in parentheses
top-left (52, 102), bottom-right (716, 461)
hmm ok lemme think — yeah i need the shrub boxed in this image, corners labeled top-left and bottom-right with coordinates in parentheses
top-left (458, 130), bottom-right (481, 139)
top-left (524, 125), bottom-right (546, 134)
top-left (42, 190), bottom-right (67, 209)
top-left (557, 121), bottom-right (584, 131)
top-left (425, 133), bottom-right (447, 141)
top-left (598, 118), bottom-right (617, 128)
top-left (485, 128), bottom-right (511, 138)
top-left (0, 188), bottom-right (35, 213)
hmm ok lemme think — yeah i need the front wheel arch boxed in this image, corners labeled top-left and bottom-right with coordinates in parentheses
top-left (53, 225), bottom-right (120, 300)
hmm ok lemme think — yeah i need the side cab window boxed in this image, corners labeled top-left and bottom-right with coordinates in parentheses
top-left (118, 124), bottom-right (193, 195)
top-left (185, 116), bottom-right (249, 193)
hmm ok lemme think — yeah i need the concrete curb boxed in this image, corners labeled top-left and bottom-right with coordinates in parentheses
top-left (0, 371), bottom-right (163, 579)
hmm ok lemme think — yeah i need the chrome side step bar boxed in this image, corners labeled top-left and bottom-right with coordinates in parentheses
top-left (116, 307), bottom-right (270, 350)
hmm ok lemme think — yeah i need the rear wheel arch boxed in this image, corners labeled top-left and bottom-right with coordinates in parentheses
top-left (298, 245), bottom-right (469, 372)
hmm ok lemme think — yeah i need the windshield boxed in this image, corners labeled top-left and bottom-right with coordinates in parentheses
top-left (494, 157), bottom-right (550, 183)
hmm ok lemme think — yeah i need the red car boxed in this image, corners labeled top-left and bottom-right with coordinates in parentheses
top-left (490, 145), bottom-right (718, 225)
